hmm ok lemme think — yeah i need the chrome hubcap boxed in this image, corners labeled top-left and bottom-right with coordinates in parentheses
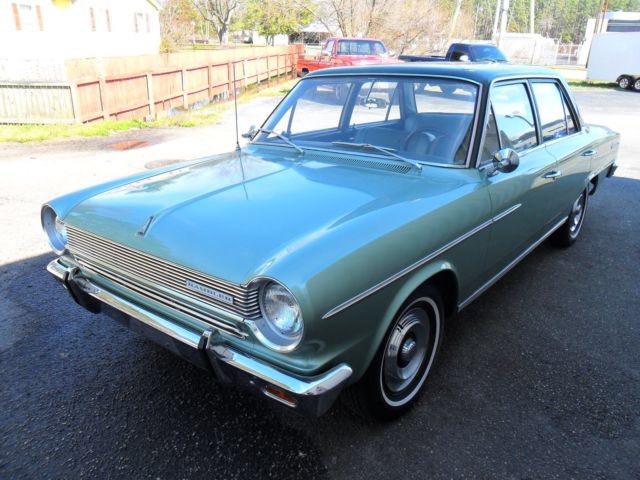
top-left (635, 80), bottom-right (640, 91)
top-left (620, 78), bottom-right (629, 88)
top-left (383, 308), bottom-right (430, 393)
top-left (569, 193), bottom-right (585, 237)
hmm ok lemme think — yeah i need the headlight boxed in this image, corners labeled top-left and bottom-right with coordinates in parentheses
top-left (252, 281), bottom-right (303, 352)
top-left (41, 206), bottom-right (67, 255)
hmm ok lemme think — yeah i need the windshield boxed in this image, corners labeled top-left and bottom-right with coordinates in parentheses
top-left (337, 40), bottom-right (387, 55)
top-left (254, 76), bottom-right (479, 166)
top-left (469, 45), bottom-right (508, 62)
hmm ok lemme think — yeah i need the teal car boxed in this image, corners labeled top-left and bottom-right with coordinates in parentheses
top-left (43, 64), bottom-right (619, 419)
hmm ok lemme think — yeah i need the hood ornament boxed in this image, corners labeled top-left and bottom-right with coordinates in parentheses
top-left (136, 215), bottom-right (154, 237)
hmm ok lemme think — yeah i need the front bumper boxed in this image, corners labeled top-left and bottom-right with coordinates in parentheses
top-left (47, 258), bottom-right (352, 417)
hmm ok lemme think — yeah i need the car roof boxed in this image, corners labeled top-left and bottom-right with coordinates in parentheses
top-left (304, 63), bottom-right (561, 87)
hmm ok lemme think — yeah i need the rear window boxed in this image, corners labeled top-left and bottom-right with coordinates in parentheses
top-left (337, 40), bottom-right (386, 55)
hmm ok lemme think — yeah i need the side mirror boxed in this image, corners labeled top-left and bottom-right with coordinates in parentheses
top-left (242, 124), bottom-right (257, 139)
top-left (482, 148), bottom-right (519, 176)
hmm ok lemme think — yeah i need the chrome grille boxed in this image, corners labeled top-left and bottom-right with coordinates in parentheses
top-left (66, 226), bottom-right (261, 334)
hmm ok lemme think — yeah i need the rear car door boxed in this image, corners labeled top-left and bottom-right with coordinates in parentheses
top-left (482, 81), bottom-right (561, 276)
top-left (529, 80), bottom-right (591, 223)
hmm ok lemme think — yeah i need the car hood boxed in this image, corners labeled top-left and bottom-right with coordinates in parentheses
top-left (64, 146), bottom-right (468, 285)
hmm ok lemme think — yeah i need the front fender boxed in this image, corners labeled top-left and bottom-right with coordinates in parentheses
top-left (321, 260), bottom-right (459, 384)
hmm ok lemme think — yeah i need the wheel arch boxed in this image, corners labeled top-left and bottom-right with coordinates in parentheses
top-left (351, 261), bottom-right (459, 382)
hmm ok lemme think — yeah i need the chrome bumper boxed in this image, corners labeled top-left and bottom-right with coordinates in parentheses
top-left (47, 258), bottom-right (352, 417)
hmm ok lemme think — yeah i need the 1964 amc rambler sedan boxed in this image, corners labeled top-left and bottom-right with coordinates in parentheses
top-left (43, 64), bottom-right (619, 419)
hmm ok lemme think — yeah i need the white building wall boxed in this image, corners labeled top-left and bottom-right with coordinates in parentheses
top-left (0, 0), bottom-right (160, 61)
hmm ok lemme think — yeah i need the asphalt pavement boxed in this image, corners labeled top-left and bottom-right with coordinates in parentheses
top-left (1, 88), bottom-right (639, 479)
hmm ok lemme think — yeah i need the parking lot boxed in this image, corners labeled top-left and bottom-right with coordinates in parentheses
top-left (1, 88), bottom-right (639, 479)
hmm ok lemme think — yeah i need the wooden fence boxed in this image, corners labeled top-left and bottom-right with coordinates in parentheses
top-left (0, 45), bottom-right (303, 124)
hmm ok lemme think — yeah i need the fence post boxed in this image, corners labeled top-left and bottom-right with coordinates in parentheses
top-left (207, 64), bottom-right (213, 100)
top-left (242, 58), bottom-right (248, 89)
top-left (266, 55), bottom-right (271, 86)
top-left (227, 60), bottom-right (234, 99)
top-left (255, 57), bottom-right (260, 85)
top-left (98, 76), bottom-right (109, 120)
top-left (146, 73), bottom-right (155, 119)
top-left (181, 68), bottom-right (188, 109)
top-left (69, 82), bottom-right (81, 123)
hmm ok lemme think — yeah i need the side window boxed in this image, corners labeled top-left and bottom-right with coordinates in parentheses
top-left (531, 82), bottom-right (569, 141)
top-left (323, 40), bottom-right (334, 56)
top-left (491, 83), bottom-right (537, 152)
top-left (350, 81), bottom-right (399, 126)
top-left (481, 106), bottom-right (500, 161)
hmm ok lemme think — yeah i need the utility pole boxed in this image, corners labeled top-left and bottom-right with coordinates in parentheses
top-left (529, 0), bottom-right (535, 34)
top-left (492, 0), bottom-right (501, 39)
top-left (446, 0), bottom-right (464, 53)
top-left (498, 0), bottom-right (509, 49)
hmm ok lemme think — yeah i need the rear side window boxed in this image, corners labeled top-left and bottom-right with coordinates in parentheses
top-left (531, 82), bottom-right (576, 141)
top-left (491, 83), bottom-right (537, 152)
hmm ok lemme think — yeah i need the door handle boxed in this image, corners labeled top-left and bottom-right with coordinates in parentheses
top-left (582, 149), bottom-right (597, 157)
top-left (543, 170), bottom-right (562, 180)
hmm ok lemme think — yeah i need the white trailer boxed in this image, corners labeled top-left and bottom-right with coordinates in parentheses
top-left (587, 32), bottom-right (640, 91)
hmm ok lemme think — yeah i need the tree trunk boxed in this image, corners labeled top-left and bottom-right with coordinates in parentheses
top-left (218, 25), bottom-right (228, 44)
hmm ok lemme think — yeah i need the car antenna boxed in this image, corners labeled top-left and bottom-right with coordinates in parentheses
top-left (232, 62), bottom-right (240, 152)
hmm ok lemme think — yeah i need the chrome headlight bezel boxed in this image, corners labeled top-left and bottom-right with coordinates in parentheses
top-left (251, 280), bottom-right (304, 352)
top-left (41, 205), bottom-right (67, 255)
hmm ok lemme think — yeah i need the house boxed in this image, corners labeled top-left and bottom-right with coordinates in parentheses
top-left (0, 0), bottom-right (161, 60)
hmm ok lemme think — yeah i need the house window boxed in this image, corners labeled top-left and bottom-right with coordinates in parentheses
top-left (134, 12), bottom-right (144, 33)
top-left (13, 3), bottom-right (43, 31)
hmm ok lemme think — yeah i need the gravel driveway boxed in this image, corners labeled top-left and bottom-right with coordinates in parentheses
top-left (1, 89), bottom-right (639, 479)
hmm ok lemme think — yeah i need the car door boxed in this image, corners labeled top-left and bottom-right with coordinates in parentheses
top-left (481, 81), bottom-right (561, 277)
top-left (529, 80), bottom-right (591, 223)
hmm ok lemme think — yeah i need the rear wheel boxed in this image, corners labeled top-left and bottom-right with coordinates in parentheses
top-left (551, 189), bottom-right (588, 247)
top-left (618, 76), bottom-right (632, 89)
top-left (345, 285), bottom-right (444, 420)
top-left (633, 78), bottom-right (640, 92)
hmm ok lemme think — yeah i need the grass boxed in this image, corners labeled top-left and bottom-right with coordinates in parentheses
top-left (0, 78), bottom-right (298, 143)
top-left (567, 79), bottom-right (617, 90)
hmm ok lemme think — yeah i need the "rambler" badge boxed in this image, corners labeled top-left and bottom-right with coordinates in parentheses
top-left (185, 280), bottom-right (234, 305)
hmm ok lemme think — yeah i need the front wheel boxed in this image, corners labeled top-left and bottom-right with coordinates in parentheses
top-left (345, 286), bottom-right (444, 420)
top-left (551, 189), bottom-right (588, 247)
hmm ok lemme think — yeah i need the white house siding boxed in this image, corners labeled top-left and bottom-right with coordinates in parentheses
top-left (0, 0), bottom-right (160, 62)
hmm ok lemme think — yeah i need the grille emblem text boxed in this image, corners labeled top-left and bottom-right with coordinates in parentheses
top-left (186, 280), bottom-right (234, 305)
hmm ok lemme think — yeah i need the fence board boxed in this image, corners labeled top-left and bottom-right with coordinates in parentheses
top-left (2, 45), bottom-right (302, 124)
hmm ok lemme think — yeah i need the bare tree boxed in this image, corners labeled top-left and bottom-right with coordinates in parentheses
top-left (160, 0), bottom-right (199, 52)
top-left (192, 0), bottom-right (242, 44)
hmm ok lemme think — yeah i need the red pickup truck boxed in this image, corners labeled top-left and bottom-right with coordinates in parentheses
top-left (297, 37), bottom-right (400, 76)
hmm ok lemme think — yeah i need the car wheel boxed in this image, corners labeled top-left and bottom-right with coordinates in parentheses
top-left (345, 285), bottom-right (444, 420)
top-left (551, 189), bottom-right (588, 247)
top-left (618, 76), bottom-right (631, 89)
top-left (633, 78), bottom-right (640, 92)
top-left (300, 69), bottom-right (309, 78)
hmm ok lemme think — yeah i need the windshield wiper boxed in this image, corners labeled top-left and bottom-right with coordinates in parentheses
top-left (331, 141), bottom-right (422, 171)
top-left (256, 128), bottom-right (304, 154)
